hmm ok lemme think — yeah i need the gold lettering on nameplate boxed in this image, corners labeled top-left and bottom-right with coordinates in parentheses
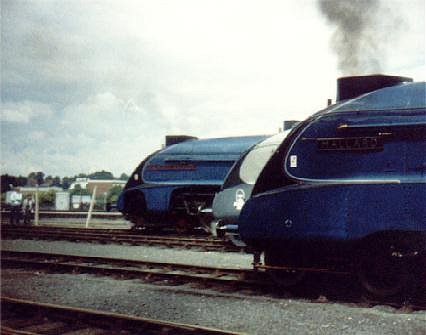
top-left (317, 137), bottom-right (382, 151)
top-left (146, 164), bottom-right (197, 171)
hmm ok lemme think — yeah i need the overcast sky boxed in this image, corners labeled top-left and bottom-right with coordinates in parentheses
top-left (1, 0), bottom-right (424, 177)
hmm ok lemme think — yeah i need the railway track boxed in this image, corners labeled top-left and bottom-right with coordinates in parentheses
top-left (0, 210), bottom-right (126, 227)
top-left (1, 296), bottom-right (243, 335)
top-left (1, 225), bottom-right (242, 252)
top-left (2, 250), bottom-right (425, 311)
top-left (1, 209), bottom-right (123, 218)
top-left (1, 250), bottom-right (261, 289)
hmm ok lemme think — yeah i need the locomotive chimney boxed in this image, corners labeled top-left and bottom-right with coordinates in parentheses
top-left (283, 120), bottom-right (300, 131)
top-left (336, 74), bottom-right (412, 102)
top-left (165, 135), bottom-right (198, 147)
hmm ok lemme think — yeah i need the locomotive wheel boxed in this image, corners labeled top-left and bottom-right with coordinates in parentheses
top-left (175, 216), bottom-right (196, 234)
top-left (126, 192), bottom-right (146, 230)
top-left (357, 241), bottom-right (413, 299)
top-left (264, 249), bottom-right (306, 288)
top-left (130, 216), bottom-right (145, 230)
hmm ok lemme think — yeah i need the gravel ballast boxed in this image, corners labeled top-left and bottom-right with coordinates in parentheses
top-left (1, 239), bottom-right (252, 268)
top-left (2, 239), bottom-right (425, 334)
top-left (2, 269), bottom-right (425, 335)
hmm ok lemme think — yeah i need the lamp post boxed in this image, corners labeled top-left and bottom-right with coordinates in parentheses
top-left (34, 184), bottom-right (39, 226)
top-left (104, 192), bottom-right (107, 211)
top-left (85, 186), bottom-right (97, 228)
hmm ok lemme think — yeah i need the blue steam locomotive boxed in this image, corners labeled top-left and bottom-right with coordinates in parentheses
top-left (239, 75), bottom-right (426, 298)
top-left (118, 135), bottom-right (267, 232)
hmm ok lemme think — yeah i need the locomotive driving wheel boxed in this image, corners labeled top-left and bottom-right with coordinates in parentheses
top-left (175, 216), bottom-right (197, 234)
top-left (357, 240), bottom-right (414, 299)
top-left (264, 248), bottom-right (306, 288)
top-left (130, 216), bottom-right (145, 230)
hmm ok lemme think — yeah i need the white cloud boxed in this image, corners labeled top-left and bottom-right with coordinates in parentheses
top-left (0, 101), bottom-right (53, 123)
top-left (29, 131), bottom-right (46, 141)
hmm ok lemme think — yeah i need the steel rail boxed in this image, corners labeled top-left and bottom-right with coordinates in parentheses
top-left (1, 250), bottom-right (263, 288)
top-left (1, 209), bottom-right (122, 217)
top-left (1, 225), bottom-right (242, 252)
top-left (1, 296), bottom-right (244, 335)
top-left (2, 225), bottom-right (217, 241)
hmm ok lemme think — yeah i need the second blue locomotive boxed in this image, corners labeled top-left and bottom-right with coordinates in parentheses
top-left (118, 135), bottom-right (266, 232)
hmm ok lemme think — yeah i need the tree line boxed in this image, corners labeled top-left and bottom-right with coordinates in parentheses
top-left (1, 170), bottom-right (129, 193)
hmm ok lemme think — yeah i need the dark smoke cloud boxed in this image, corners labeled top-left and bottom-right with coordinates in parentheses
top-left (318, 0), bottom-right (384, 74)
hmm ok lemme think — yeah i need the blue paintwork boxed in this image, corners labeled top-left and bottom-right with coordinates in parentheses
top-left (143, 136), bottom-right (265, 185)
top-left (239, 82), bottom-right (426, 248)
top-left (119, 135), bottom-right (267, 217)
top-left (240, 183), bottom-right (425, 243)
top-left (116, 191), bottom-right (125, 211)
top-left (284, 109), bottom-right (426, 182)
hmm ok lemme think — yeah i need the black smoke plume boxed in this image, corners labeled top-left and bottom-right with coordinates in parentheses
top-left (318, 0), bottom-right (385, 74)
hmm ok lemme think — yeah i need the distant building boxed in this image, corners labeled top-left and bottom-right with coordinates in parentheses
top-left (69, 178), bottom-right (125, 195)
top-left (68, 178), bottom-right (90, 190)
top-left (86, 179), bottom-right (126, 195)
top-left (17, 185), bottom-right (63, 196)
top-left (71, 194), bottom-right (92, 209)
top-left (55, 191), bottom-right (70, 211)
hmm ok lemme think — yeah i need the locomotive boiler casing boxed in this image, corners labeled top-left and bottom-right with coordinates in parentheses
top-left (239, 78), bottom-right (426, 273)
top-left (118, 135), bottom-right (267, 229)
